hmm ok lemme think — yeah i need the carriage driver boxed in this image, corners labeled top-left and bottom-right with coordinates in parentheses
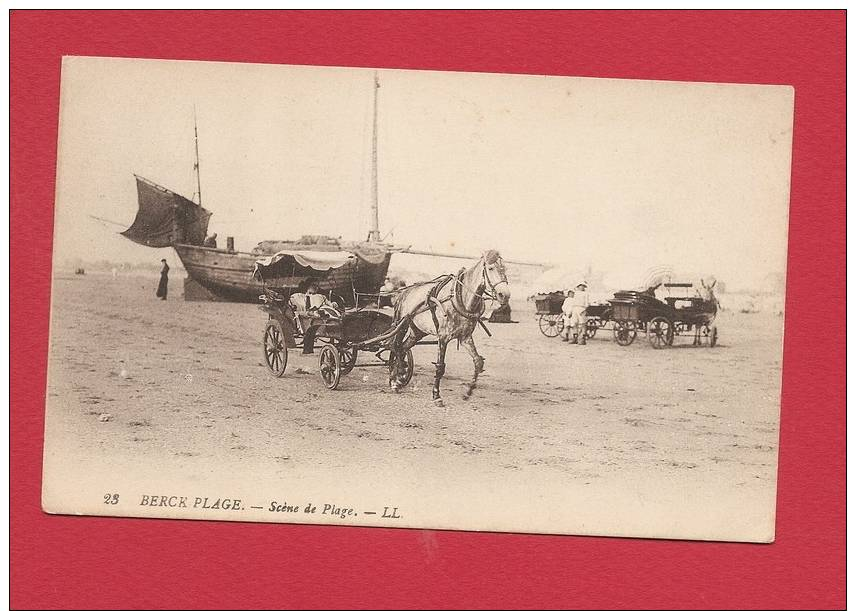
top-left (561, 281), bottom-right (590, 345)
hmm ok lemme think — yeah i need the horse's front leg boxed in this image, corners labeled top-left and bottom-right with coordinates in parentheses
top-left (461, 336), bottom-right (484, 400)
top-left (432, 338), bottom-right (449, 406)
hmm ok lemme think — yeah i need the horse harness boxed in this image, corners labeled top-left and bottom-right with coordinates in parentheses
top-left (409, 261), bottom-right (505, 337)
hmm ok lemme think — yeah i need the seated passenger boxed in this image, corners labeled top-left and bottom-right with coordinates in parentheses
top-left (289, 284), bottom-right (327, 312)
top-left (289, 283), bottom-right (329, 333)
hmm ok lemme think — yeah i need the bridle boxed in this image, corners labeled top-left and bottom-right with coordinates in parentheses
top-left (449, 254), bottom-right (509, 320)
top-left (480, 256), bottom-right (509, 302)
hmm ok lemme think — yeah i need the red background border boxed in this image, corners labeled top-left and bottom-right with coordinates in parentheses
top-left (10, 10), bottom-right (845, 610)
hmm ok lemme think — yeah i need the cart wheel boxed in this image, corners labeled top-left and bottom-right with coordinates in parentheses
top-left (648, 317), bottom-right (674, 349)
top-left (388, 348), bottom-right (414, 388)
top-left (709, 325), bottom-right (718, 347)
top-left (339, 344), bottom-right (358, 375)
top-left (262, 320), bottom-right (288, 377)
top-left (585, 319), bottom-right (598, 339)
top-left (613, 321), bottom-right (637, 346)
top-left (319, 345), bottom-right (342, 390)
top-left (538, 314), bottom-right (563, 337)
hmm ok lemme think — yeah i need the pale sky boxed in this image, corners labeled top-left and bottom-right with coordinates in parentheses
top-left (54, 57), bottom-right (794, 290)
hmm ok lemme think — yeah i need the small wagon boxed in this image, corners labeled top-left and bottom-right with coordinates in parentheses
top-left (534, 292), bottom-right (565, 337)
top-left (608, 282), bottom-right (718, 349)
top-left (535, 293), bottom-right (612, 339)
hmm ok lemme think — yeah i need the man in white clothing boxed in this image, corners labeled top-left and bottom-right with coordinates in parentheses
top-left (289, 282), bottom-right (327, 333)
top-left (561, 281), bottom-right (590, 345)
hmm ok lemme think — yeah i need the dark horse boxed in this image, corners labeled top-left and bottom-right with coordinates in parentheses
top-left (388, 251), bottom-right (511, 406)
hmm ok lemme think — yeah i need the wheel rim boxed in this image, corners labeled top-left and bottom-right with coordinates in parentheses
top-left (613, 321), bottom-right (636, 346)
top-left (388, 348), bottom-right (414, 387)
top-left (319, 346), bottom-right (341, 389)
top-left (263, 322), bottom-right (287, 377)
top-left (339, 345), bottom-right (358, 374)
top-left (400, 349), bottom-right (414, 386)
top-left (710, 326), bottom-right (718, 347)
top-left (585, 320), bottom-right (598, 339)
top-left (648, 317), bottom-right (673, 349)
top-left (539, 314), bottom-right (562, 337)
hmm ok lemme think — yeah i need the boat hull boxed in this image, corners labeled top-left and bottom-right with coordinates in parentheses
top-left (174, 244), bottom-right (391, 304)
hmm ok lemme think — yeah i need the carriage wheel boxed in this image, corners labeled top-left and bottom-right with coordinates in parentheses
top-left (338, 344), bottom-right (358, 375)
top-left (647, 317), bottom-right (674, 349)
top-left (709, 325), bottom-right (718, 347)
top-left (388, 348), bottom-right (415, 388)
top-left (585, 319), bottom-right (599, 339)
top-left (319, 345), bottom-right (342, 390)
top-left (538, 314), bottom-right (563, 337)
top-left (613, 321), bottom-right (637, 346)
top-left (262, 320), bottom-right (288, 377)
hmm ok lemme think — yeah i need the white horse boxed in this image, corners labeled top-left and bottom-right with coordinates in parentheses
top-left (692, 276), bottom-right (719, 345)
top-left (388, 251), bottom-right (511, 405)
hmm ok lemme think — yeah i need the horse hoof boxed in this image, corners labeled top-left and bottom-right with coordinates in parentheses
top-left (433, 398), bottom-right (444, 408)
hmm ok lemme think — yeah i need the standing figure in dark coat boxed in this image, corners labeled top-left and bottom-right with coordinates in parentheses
top-left (156, 258), bottom-right (169, 300)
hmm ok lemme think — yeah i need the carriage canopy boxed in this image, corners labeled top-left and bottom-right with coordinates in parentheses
top-left (252, 249), bottom-right (357, 281)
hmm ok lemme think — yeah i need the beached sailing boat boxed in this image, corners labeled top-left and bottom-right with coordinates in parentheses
top-left (120, 74), bottom-right (403, 304)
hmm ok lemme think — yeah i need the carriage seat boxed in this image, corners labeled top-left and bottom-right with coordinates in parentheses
top-left (288, 293), bottom-right (342, 334)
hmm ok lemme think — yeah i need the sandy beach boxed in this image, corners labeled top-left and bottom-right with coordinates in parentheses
top-left (42, 272), bottom-right (783, 541)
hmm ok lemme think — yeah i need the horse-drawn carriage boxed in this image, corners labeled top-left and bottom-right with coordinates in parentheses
top-left (608, 280), bottom-right (718, 349)
top-left (259, 287), bottom-right (416, 390)
top-left (253, 250), bottom-right (416, 390)
top-left (255, 249), bottom-right (511, 404)
top-left (534, 292), bottom-right (611, 339)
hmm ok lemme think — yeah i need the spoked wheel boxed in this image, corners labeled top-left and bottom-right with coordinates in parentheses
top-left (319, 344), bottom-right (342, 390)
top-left (338, 344), bottom-right (358, 375)
top-left (613, 320), bottom-right (637, 346)
top-left (647, 317), bottom-right (674, 349)
top-left (585, 319), bottom-right (599, 339)
top-left (262, 320), bottom-right (288, 377)
top-left (388, 348), bottom-right (415, 388)
top-left (708, 325), bottom-right (718, 347)
top-left (538, 314), bottom-right (564, 337)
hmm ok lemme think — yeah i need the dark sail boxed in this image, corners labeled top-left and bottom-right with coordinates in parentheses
top-left (121, 176), bottom-right (212, 247)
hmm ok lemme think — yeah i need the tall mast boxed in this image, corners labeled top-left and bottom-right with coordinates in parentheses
top-left (369, 72), bottom-right (381, 242)
top-left (193, 105), bottom-right (203, 207)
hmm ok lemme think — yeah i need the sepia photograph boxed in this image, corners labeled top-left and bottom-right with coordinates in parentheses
top-left (43, 56), bottom-right (793, 542)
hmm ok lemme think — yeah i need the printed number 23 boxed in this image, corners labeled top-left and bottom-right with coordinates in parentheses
top-left (103, 493), bottom-right (119, 505)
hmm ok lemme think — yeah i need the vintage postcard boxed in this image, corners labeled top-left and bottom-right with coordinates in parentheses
top-left (43, 57), bottom-right (793, 542)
